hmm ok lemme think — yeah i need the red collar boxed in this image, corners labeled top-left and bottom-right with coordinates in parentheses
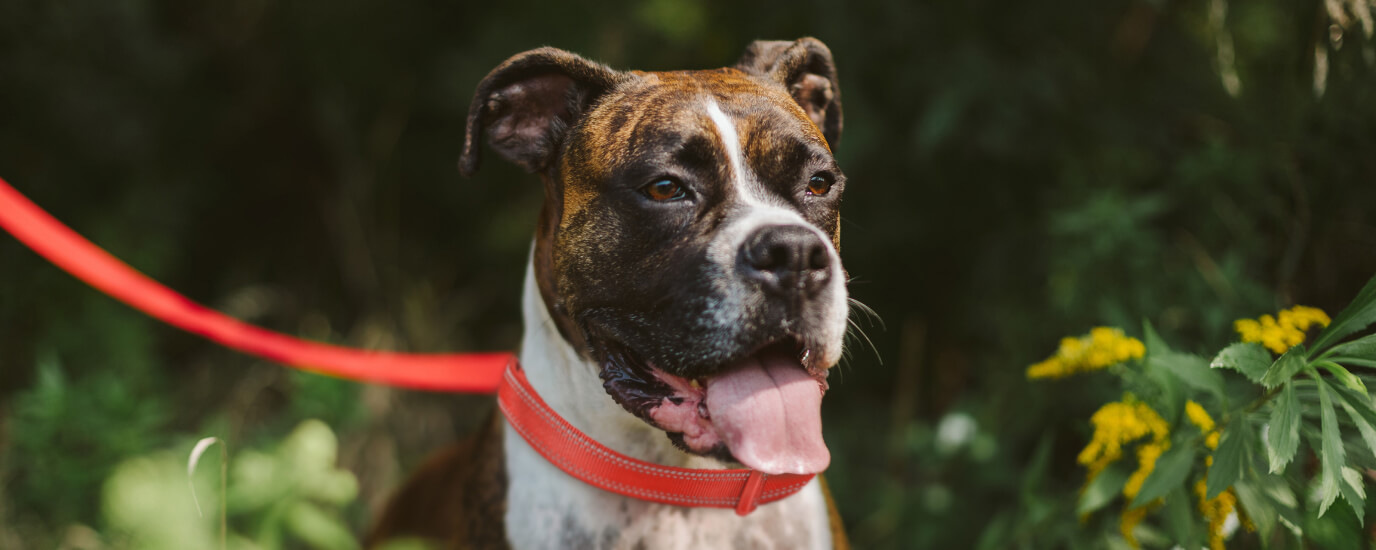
top-left (497, 362), bottom-right (816, 516)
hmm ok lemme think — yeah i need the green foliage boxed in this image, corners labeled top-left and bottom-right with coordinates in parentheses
top-left (103, 420), bottom-right (365, 550)
top-left (1267, 382), bottom-right (1302, 474)
top-left (1050, 275), bottom-right (1376, 548)
top-left (1311, 277), bottom-right (1376, 352)
top-left (1130, 444), bottom-right (1196, 509)
top-left (1211, 343), bottom-right (1272, 384)
top-left (1206, 417), bottom-right (1247, 501)
top-left (9, 353), bottom-right (168, 525)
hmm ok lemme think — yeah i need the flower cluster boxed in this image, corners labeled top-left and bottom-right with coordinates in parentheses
top-left (1078, 398), bottom-right (1169, 479)
top-left (1186, 400), bottom-right (1221, 455)
top-left (1185, 401), bottom-right (1243, 550)
top-left (1078, 397), bottom-right (1170, 548)
top-left (1026, 327), bottom-right (1146, 379)
top-left (1195, 479), bottom-right (1239, 550)
top-left (1234, 305), bottom-right (1331, 354)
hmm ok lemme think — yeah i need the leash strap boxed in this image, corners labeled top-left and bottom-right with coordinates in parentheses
top-left (497, 364), bottom-right (815, 516)
top-left (1, 176), bottom-right (814, 515)
top-left (0, 176), bottom-right (512, 392)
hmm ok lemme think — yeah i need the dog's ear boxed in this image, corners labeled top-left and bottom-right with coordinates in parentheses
top-left (735, 37), bottom-right (843, 150)
top-left (460, 48), bottom-right (625, 176)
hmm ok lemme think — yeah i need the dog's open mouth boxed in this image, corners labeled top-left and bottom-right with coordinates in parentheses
top-left (594, 336), bottom-right (831, 475)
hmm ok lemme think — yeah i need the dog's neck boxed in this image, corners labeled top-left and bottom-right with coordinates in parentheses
top-left (515, 254), bottom-right (728, 468)
top-left (504, 252), bottom-right (834, 549)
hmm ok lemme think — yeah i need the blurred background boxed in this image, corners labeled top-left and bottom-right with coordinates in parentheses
top-left (1, 0), bottom-right (1374, 548)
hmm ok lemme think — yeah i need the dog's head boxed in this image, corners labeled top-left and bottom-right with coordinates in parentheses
top-left (462, 38), bottom-right (848, 475)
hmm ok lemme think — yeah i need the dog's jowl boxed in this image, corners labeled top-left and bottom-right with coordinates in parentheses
top-left (371, 37), bottom-right (852, 550)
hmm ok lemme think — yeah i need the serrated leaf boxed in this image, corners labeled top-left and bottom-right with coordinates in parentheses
top-left (1260, 345), bottom-right (1309, 389)
top-left (1320, 362), bottom-right (1367, 395)
top-left (1206, 416), bottom-right (1247, 500)
top-left (1233, 481), bottom-right (1277, 544)
top-left (1341, 466), bottom-right (1367, 525)
top-left (1151, 350), bottom-right (1225, 399)
top-left (1328, 333), bottom-right (1376, 361)
top-left (1078, 462), bottom-right (1131, 516)
top-left (1267, 381), bottom-right (1302, 473)
top-left (1312, 274), bottom-right (1376, 353)
top-left (1266, 479), bottom-right (1305, 538)
top-left (1335, 391), bottom-right (1376, 464)
top-left (1130, 444), bottom-right (1196, 508)
top-left (1211, 342), bottom-right (1273, 383)
top-left (1316, 380), bottom-right (1346, 517)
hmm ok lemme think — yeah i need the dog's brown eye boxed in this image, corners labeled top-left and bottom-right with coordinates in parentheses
top-left (642, 178), bottom-right (687, 202)
top-left (806, 174), bottom-right (834, 196)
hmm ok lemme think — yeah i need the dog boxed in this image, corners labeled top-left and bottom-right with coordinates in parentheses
top-left (369, 37), bottom-right (852, 550)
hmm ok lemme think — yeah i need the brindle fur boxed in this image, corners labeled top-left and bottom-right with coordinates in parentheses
top-left (368, 413), bottom-right (510, 549)
top-left (370, 38), bottom-right (849, 549)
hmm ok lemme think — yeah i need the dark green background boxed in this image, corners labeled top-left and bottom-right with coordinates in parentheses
top-left (2, 0), bottom-right (1373, 547)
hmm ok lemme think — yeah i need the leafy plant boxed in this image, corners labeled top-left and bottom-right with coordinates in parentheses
top-left (101, 420), bottom-right (373, 550)
top-left (1031, 275), bottom-right (1376, 548)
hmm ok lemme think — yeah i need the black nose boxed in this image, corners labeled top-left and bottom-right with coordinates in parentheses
top-left (739, 225), bottom-right (832, 296)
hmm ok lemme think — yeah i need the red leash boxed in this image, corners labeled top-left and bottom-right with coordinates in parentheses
top-left (0, 176), bottom-right (815, 514)
top-left (0, 176), bottom-right (511, 393)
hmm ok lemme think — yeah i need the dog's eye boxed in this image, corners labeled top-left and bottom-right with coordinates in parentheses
top-left (641, 178), bottom-right (688, 202)
top-left (806, 173), bottom-right (834, 196)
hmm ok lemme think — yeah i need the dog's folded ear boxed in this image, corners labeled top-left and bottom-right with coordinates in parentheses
top-left (735, 37), bottom-right (843, 150)
top-left (460, 48), bottom-right (625, 177)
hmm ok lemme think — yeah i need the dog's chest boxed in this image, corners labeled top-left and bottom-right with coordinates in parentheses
top-left (502, 422), bottom-right (834, 550)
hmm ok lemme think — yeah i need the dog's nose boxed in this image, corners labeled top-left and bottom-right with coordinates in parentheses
top-left (739, 225), bottom-right (832, 296)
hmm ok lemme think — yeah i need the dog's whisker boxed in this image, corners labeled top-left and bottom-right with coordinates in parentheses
top-left (843, 317), bottom-right (882, 365)
top-left (846, 297), bottom-right (884, 330)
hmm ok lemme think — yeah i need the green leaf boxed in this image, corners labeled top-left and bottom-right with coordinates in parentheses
top-left (1334, 357), bottom-right (1376, 369)
top-left (1130, 444), bottom-right (1196, 508)
top-left (1267, 381), bottom-right (1302, 473)
top-left (1206, 415), bottom-right (1247, 500)
top-left (1260, 345), bottom-right (1309, 389)
top-left (1143, 320), bottom-right (1170, 356)
top-left (1319, 361), bottom-right (1367, 395)
top-left (1233, 481), bottom-right (1277, 544)
top-left (1333, 384), bottom-right (1376, 461)
top-left (1328, 333), bottom-right (1376, 361)
top-left (1211, 342), bottom-right (1274, 383)
top-left (1316, 379), bottom-right (1346, 517)
top-left (1140, 365), bottom-right (1186, 425)
top-left (1341, 466), bottom-right (1367, 525)
top-left (285, 500), bottom-right (360, 550)
top-left (1312, 274), bottom-right (1376, 353)
top-left (1161, 486), bottom-right (1202, 548)
top-left (1078, 461), bottom-right (1131, 516)
top-left (1151, 350), bottom-right (1225, 399)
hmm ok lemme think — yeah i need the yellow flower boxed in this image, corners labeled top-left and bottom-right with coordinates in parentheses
top-left (1234, 305), bottom-right (1331, 354)
top-left (1120, 504), bottom-right (1151, 548)
top-left (1123, 441), bottom-right (1167, 500)
top-left (1027, 327), bottom-right (1146, 379)
top-left (1185, 400), bottom-right (1216, 434)
top-left (1185, 400), bottom-right (1222, 468)
top-left (1195, 479), bottom-right (1238, 550)
top-left (1077, 399), bottom-right (1170, 479)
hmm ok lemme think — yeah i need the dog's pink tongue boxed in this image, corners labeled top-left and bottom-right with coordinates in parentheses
top-left (704, 354), bottom-right (829, 475)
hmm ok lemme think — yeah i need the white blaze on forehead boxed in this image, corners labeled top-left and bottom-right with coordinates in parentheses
top-left (701, 97), bottom-right (850, 370)
top-left (704, 99), bottom-right (760, 205)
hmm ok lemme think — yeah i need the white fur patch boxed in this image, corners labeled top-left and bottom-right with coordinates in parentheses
top-left (503, 253), bottom-right (836, 549)
top-left (701, 99), bottom-right (850, 368)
